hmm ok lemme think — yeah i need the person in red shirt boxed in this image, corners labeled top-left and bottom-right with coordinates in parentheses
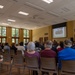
top-left (40, 40), bottom-right (56, 75)
top-left (40, 40), bottom-right (56, 58)
top-left (57, 41), bottom-right (64, 52)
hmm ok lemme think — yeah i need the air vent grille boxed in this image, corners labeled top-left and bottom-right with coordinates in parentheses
top-left (47, 12), bottom-right (59, 17)
top-left (24, 2), bottom-right (44, 11)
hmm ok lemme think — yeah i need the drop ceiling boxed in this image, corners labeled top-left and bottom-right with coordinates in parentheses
top-left (0, 0), bottom-right (75, 29)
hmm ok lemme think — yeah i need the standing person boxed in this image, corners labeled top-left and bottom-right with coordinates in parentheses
top-left (40, 40), bottom-right (56, 75)
top-left (58, 39), bottom-right (75, 69)
top-left (24, 42), bottom-right (40, 75)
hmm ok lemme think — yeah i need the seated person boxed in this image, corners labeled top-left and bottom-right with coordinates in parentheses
top-left (16, 42), bottom-right (25, 56)
top-left (11, 43), bottom-right (17, 55)
top-left (4, 43), bottom-right (10, 53)
top-left (57, 41), bottom-right (64, 52)
top-left (24, 42), bottom-right (40, 75)
top-left (40, 40), bottom-right (56, 75)
top-left (40, 40), bottom-right (56, 58)
top-left (58, 39), bottom-right (75, 69)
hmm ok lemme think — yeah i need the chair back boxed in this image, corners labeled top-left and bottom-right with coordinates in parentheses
top-left (4, 49), bottom-right (10, 54)
top-left (61, 60), bottom-right (75, 73)
top-left (17, 50), bottom-right (22, 55)
top-left (25, 56), bottom-right (39, 68)
top-left (3, 54), bottom-right (11, 63)
top-left (41, 57), bottom-right (56, 70)
top-left (13, 54), bottom-right (24, 65)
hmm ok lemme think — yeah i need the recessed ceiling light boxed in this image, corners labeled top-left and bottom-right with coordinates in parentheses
top-left (18, 11), bottom-right (29, 16)
top-left (2, 23), bottom-right (9, 25)
top-left (8, 19), bottom-right (16, 22)
top-left (42, 0), bottom-right (53, 4)
top-left (0, 5), bottom-right (4, 9)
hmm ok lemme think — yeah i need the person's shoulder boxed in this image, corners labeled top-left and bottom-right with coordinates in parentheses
top-left (40, 49), bottom-right (46, 53)
top-left (35, 51), bottom-right (39, 54)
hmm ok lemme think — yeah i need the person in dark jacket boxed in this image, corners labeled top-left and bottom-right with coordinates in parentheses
top-left (11, 43), bottom-right (17, 55)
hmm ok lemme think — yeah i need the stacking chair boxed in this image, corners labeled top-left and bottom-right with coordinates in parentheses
top-left (25, 56), bottom-right (40, 75)
top-left (40, 57), bottom-right (58, 75)
top-left (61, 60), bottom-right (75, 75)
top-left (2, 54), bottom-right (12, 75)
top-left (13, 51), bottom-right (25, 75)
top-left (17, 50), bottom-right (22, 55)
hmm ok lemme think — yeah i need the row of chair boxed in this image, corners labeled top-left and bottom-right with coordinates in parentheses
top-left (0, 50), bottom-right (75, 75)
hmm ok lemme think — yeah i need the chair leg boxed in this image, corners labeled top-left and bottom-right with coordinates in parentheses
top-left (22, 67), bottom-right (25, 75)
top-left (18, 68), bottom-right (20, 75)
top-left (9, 65), bottom-right (12, 75)
top-left (7, 65), bottom-right (9, 70)
top-left (29, 70), bottom-right (31, 75)
top-left (0, 63), bottom-right (2, 72)
top-left (38, 71), bottom-right (41, 75)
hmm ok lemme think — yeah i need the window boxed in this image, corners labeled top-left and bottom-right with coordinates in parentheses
top-left (16, 29), bottom-right (19, 37)
top-left (12, 28), bottom-right (19, 44)
top-left (2, 27), bottom-right (6, 36)
top-left (27, 30), bottom-right (29, 37)
top-left (12, 38), bottom-right (15, 43)
top-left (12, 28), bottom-right (15, 37)
top-left (23, 29), bottom-right (29, 43)
top-left (0, 26), bottom-right (6, 43)
top-left (2, 38), bottom-right (6, 43)
top-left (24, 29), bottom-right (29, 38)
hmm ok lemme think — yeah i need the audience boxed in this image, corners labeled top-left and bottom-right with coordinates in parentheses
top-left (11, 43), bottom-right (17, 55)
top-left (58, 39), bottom-right (75, 69)
top-left (57, 41), bottom-right (64, 52)
top-left (1, 39), bottom-right (75, 75)
top-left (71, 41), bottom-right (75, 49)
top-left (52, 40), bottom-right (58, 53)
top-left (24, 43), bottom-right (28, 51)
top-left (40, 40), bottom-right (56, 58)
top-left (40, 40), bottom-right (56, 75)
top-left (16, 42), bottom-right (25, 56)
top-left (4, 43), bottom-right (10, 53)
top-left (24, 42), bottom-right (40, 75)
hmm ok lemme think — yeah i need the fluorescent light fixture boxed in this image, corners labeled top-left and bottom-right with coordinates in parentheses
top-left (2, 23), bottom-right (9, 25)
top-left (0, 5), bottom-right (4, 9)
top-left (42, 0), bottom-right (53, 4)
top-left (18, 11), bottom-right (29, 16)
top-left (8, 19), bottom-right (16, 22)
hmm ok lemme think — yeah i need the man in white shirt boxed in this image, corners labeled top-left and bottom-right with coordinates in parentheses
top-left (16, 42), bottom-right (25, 56)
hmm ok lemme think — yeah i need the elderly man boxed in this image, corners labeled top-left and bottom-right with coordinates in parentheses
top-left (40, 40), bottom-right (56, 58)
top-left (58, 39), bottom-right (75, 69)
top-left (40, 40), bottom-right (56, 75)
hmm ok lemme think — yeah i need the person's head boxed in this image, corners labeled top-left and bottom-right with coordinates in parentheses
top-left (64, 39), bottom-right (72, 47)
top-left (60, 41), bottom-right (64, 48)
top-left (27, 42), bottom-right (35, 51)
top-left (45, 40), bottom-right (53, 49)
top-left (19, 42), bottom-right (23, 46)
top-left (35, 41), bottom-right (39, 47)
top-left (5, 43), bottom-right (9, 46)
top-left (11, 43), bottom-right (15, 46)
